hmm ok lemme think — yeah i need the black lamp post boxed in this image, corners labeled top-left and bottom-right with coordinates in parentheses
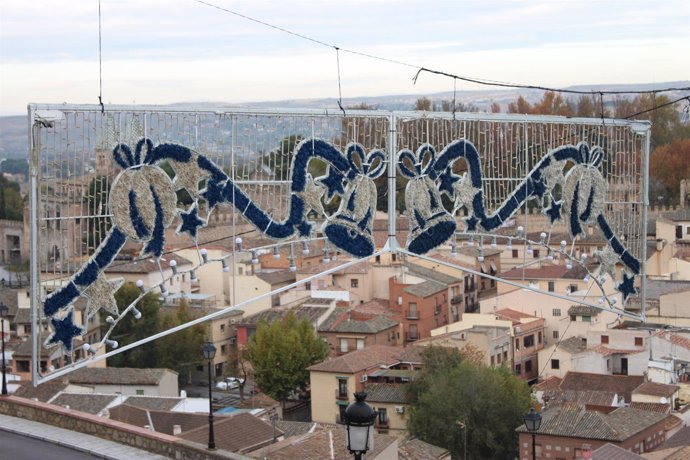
top-left (524, 408), bottom-right (542, 460)
top-left (202, 341), bottom-right (216, 449)
top-left (0, 301), bottom-right (8, 395)
top-left (344, 392), bottom-right (376, 460)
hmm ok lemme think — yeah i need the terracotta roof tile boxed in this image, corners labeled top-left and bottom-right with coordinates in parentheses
top-left (559, 371), bottom-right (644, 402)
top-left (123, 396), bottom-right (182, 411)
top-left (255, 270), bottom-right (296, 285)
top-left (50, 393), bottom-right (117, 415)
top-left (249, 425), bottom-right (396, 460)
top-left (398, 437), bottom-right (450, 459)
top-left (669, 333), bottom-right (690, 350)
top-left (104, 253), bottom-right (193, 274)
top-left (308, 345), bottom-right (405, 373)
top-left (238, 305), bottom-right (330, 327)
top-left (296, 260), bottom-right (371, 275)
top-left (406, 263), bottom-right (463, 285)
top-left (68, 367), bottom-right (176, 385)
top-left (404, 279), bottom-right (447, 298)
top-left (517, 405), bottom-right (667, 441)
top-left (364, 382), bottom-right (409, 404)
top-left (592, 443), bottom-right (646, 460)
top-left (632, 382), bottom-right (679, 398)
top-left (533, 376), bottom-right (563, 391)
top-left (628, 402), bottom-right (671, 413)
top-left (13, 380), bottom-right (68, 402)
top-left (592, 345), bottom-right (646, 357)
top-left (179, 412), bottom-right (279, 453)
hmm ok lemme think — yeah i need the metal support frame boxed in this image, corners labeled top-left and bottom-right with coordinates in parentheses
top-left (27, 103), bottom-right (650, 384)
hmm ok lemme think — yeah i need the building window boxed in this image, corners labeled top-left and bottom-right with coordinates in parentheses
top-left (340, 339), bottom-right (348, 353)
top-left (538, 331), bottom-right (542, 344)
top-left (533, 249), bottom-right (540, 258)
top-left (351, 278), bottom-right (359, 289)
top-left (553, 330), bottom-right (559, 339)
top-left (305, 282), bottom-right (311, 290)
top-left (220, 324), bottom-right (225, 332)
top-left (515, 338), bottom-right (520, 350)
top-left (512, 249), bottom-right (518, 258)
top-left (515, 363), bottom-right (521, 375)
top-left (568, 284), bottom-right (578, 293)
top-left (582, 316), bottom-right (591, 323)
top-left (524, 335), bottom-right (535, 348)
top-left (378, 408), bottom-right (388, 425)
top-left (503, 350), bottom-right (508, 361)
top-left (551, 359), bottom-right (560, 369)
top-left (548, 281), bottom-right (555, 292)
top-left (338, 379), bottom-right (348, 398)
top-left (552, 308), bottom-right (561, 316)
top-left (601, 335), bottom-right (609, 344)
top-left (525, 360), bottom-right (532, 373)
top-left (356, 339), bottom-right (365, 350)
top-left (221, 344), bottom-right (227, 355)
top-left (136, 389), bottom-right (144, 395)
top-left (491, 355), bottom-right (495, 366)
top-left (635, 336), bottom-right (643, 346)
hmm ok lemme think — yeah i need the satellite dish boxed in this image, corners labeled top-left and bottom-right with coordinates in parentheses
top-left (660, 397), bottom-right (668, 404)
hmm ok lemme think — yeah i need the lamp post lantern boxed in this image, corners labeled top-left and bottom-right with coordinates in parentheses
top-left (0, 301), bottom-right (8, 395)
top-left (524, 408), bottom-right (542, 460)
top-left (344, 392), bottom-right (376, 460)
top-left (202, 341), bottom-right (217, 449)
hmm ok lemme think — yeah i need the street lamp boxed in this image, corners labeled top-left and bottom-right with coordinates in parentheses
top-left (0, 301), bottom-right (8, 395)
top-left (202, 341), bottom-right (217, 449)
top-left (344, 392), bottom-right (376, 460)
top-left (524, 408), bottom-right (542, 460)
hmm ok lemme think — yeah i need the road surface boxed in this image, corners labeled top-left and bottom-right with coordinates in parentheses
top-left (0, 429), bottom-right (103, 459)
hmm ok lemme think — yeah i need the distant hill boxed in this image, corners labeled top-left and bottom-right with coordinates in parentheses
top-left (2, 81), bottom-right (687, 158)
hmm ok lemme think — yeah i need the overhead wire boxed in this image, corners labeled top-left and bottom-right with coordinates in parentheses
top-left (190, 0), bottom-right (690, 98)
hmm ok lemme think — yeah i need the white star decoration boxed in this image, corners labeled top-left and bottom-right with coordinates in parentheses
top-left (83, 275), bottom-right (124, 319)
top-left (299, 174), bottom-right (326, 216)
top-left (595, 245), bottom-right (619, 282)
top-left (171, 153), bottom-right (210, 196)
top-left (453, 173), bottom-right (480, 214)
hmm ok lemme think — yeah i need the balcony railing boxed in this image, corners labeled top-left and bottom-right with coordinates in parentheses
top-left (406, 310), bottom-right (419, 320)
top-left (450, 296), bottom-right (463, 305)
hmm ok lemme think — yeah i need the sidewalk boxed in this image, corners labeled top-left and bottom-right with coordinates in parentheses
top-left (0, 413), bottom-right (171, 459)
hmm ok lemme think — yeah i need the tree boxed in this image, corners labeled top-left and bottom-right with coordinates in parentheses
top-left (264, 135), bottom-right (327, 180)
top-left (650, 139), bottom-right (690, 202)
top-left (106, 284), bottom-right (208, 385)
top-left (0, 175), bottom-right (24, 221)
top-left (246, 311), bottom-right (328, 404)
top-left (407, 347), bottom-right (531, 460)
top-left (157, 298), bottom-right (207, 385)
top-left (107, 283), bottom-right (162, 369)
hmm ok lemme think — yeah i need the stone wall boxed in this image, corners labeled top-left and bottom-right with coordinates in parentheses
top-left (0, 396), bottom-right (249, 460)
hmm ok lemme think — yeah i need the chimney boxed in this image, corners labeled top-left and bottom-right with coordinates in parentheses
top-left (173, 425), bottom-right (182, 435)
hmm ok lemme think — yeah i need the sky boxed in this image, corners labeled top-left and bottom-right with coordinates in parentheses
top-left (1, 0), bottom-right (688, 116)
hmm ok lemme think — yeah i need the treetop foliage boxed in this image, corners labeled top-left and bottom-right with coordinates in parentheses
top-left (407, 346), bottom-right (531, 460)
top-left (246, 311), bottom-right (328, 403)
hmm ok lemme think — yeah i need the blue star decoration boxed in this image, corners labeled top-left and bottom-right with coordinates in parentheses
top-left (317, 167), bottom-right (345, 201)
top-left (616, 271), bottom-right (638, 302)
top-left (544, 199), bottom-right (564, 224)
top-left (177, 204), bottom-right (206, 239)
top-left (464, 215), bottom-right (479, 232)
top-left (201, 179), bottom-right (226, 210)
top-left (45, 308), bottom-right (85, 352)
top-left (438, 166), bottom-right (460, 196)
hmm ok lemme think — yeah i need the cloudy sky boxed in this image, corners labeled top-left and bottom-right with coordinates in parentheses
top-left (1, 0), bottom-right (688, 115)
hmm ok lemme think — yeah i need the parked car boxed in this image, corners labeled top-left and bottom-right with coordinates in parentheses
top-left (216, 377), bottom-right (245, 390)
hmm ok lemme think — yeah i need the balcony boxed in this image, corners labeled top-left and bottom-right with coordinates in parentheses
top-left (335, 389), bottom-right (349, 400)
top-left (465, 283), bottom-right (476, 292)
top-left (406, 310), bottom-right (419, 320)
top-left (405, 332), bottom-right (419, 342)
top-left (450, 296), bottom-right (463, 305)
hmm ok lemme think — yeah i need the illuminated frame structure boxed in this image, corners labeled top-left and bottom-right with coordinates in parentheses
top-left (28, 104), bottom-right (650, 384)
